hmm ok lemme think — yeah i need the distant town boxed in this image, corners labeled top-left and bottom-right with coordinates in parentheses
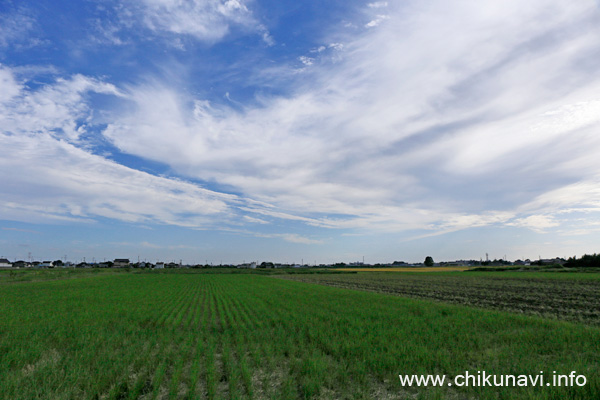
top-left (0, 255), bottom-right (574, 269)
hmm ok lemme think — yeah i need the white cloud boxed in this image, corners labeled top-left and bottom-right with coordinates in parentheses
top-left (121, 0), bottom-right (268, 43)
top-left (0, 67), bottom-right (21, 102)
top-left (258, 24), bottom-right (275, 46)
top-left (0, 66), bottom-right (244, 229)
top-left (5, 1), bottom-right (600, 243)
top-left (368, 2), bottom-right (388, 8)
top-left (254, 233), bottom-right (323, 245)
top-left (280, 234), bottom-right (323, 245)
top-left (98, 0), bottom-right (600, 238)
top-left (520, 181), bottom-right (600, 215)
top-left (0, 67), bottom-right (123, 141)
top-left (365, 15), bottom-right (389, 28)
top-left (91, 19), bottom-right (129, 46)
top-left (0, 9), bottom-right (37, 49)
top-left (298, 56), bottom-right (314, 66)
top-left (243, 215), bottom-right (270, 224)
top-left (0, 132), bottom-right (238, 227)
top-left (508, 215), bottom-right (560, 232)
top-left (0, 66), bottom-right (337, 247)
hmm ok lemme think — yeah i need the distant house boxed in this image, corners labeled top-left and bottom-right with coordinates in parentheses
top-left (39, 261), bottom-right (53, 268)
top-left (154, 262), bottom-right (165, 269)
top-left (237, 262), bottom-right (257, 269)
top-left (0, 258), bottom-right (12, 268)
top-left (113, 259), bottom-right (130, 268)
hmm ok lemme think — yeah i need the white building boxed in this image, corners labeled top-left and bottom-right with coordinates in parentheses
top-left (113, 259), bottom-right (130, 267)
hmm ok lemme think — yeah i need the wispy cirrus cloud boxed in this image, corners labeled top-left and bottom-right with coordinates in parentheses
top-left (0, 64), bottom-right (336, 245)
top-left (103, 0), bottom-right (271, 45)
top-left (0, 67), bottom-right (123, 141)
top-left (0, 131), bottom-right (237, 226)
top-left (507, 215), bottom-right (560, 233)
top-left (0, 8), bottom-right (39, 50)
top-left (98, 0), bottom-right (600, 237)
top-left (365, 15), bottom-right (389, 28)
top-left (254, 233), bottom-right (323, 245)
top-left (2, 227), bottom-right (42, 234)
top-left (4, 0), bottom-right (600, 250)
top-left (0, 66), bottom-right (243, 229)
top-left (367, 2), bottom-right (388, 8)
top-left (111, 241), bottom-right (198, 251)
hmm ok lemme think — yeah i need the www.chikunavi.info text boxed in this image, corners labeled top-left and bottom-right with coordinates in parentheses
top-left (399, 371), bottom-right (587, 387)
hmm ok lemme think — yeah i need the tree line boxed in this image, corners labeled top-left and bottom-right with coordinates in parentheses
top-left (564, 254), bottom-right (600, 268)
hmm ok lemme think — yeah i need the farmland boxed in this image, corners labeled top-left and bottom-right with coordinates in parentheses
top-left (335, 267), bottom-right (469, 272)
top-left (0, 269), bottom-right (599, 399)
top-left (281, 271), bottom-right (600, 325)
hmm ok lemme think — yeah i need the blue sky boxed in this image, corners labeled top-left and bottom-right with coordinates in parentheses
top-left (2, 0), bottom-right (600, 264)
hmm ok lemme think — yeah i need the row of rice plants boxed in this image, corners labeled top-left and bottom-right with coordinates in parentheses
top-left (1, 272), bottom-right (599, 399)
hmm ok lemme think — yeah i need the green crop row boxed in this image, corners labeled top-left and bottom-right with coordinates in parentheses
top-left (0, 272), bottom-right (598, 399)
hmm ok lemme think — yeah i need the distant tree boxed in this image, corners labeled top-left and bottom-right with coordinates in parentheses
top-left (424, 256), bottom-right (434, 267)
top-left (565, 253), bottom-right (600, 268)
top-left (52, 260), bottom-right (63, 267)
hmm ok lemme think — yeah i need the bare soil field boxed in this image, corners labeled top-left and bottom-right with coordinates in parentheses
top-left (280, 272), bottom-right (600, 325)
top-left (336, 266), bottom-right (469, 272)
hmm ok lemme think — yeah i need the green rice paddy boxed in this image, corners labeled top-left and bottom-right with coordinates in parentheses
top-left (0, 270), bottom-right (598, 399)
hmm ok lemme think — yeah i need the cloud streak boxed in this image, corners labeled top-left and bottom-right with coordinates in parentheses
top-left (3, 0), bottom-right (600, 250)
top-left (98, 0), bottom-right (600, 236)
top-left (109, 0), bottom-right (270, 44)
top-left (0, 8), bottom-right (37, 49)
top-left (0, 66), bottom-right (245, 229)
